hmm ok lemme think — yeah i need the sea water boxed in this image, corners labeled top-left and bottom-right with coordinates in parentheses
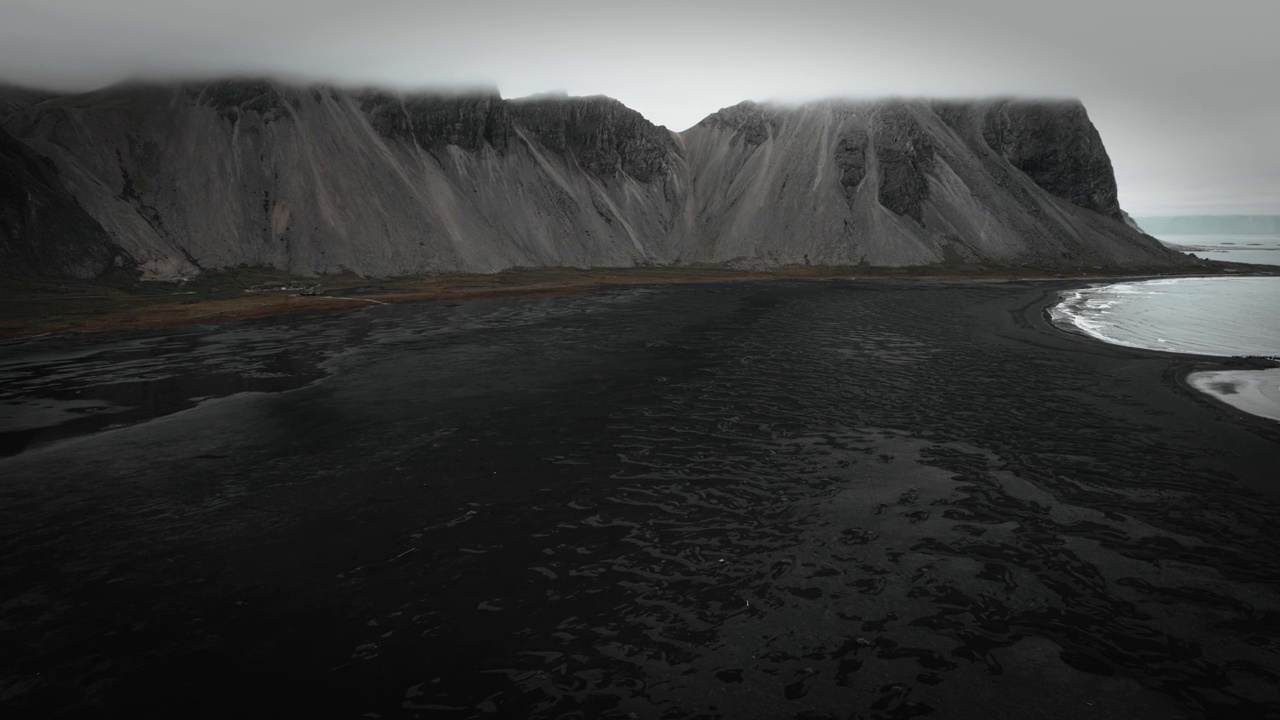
top-left (1051, 276), bottom-right (1280, 421)
top-left (1157, 233), bottom-right (1280, 266)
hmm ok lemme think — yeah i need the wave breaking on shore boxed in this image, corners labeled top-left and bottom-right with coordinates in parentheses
top-left (1050, 276), bottom-right (1280, 422)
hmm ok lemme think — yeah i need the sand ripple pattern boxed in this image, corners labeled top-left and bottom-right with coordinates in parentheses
top-left (2, 281), bottom-right (1278, 719)
top-left (333, 283), bottom-right (1280, 718)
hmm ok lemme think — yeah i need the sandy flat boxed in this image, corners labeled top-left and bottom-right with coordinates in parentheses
top-left (2, 280), bottom-right (1277, 718)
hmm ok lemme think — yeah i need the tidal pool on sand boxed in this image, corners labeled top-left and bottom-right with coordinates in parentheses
top-left (1, 280), bottom-right (1278, 719)
top-left (1186, 368), bottom-right (1280, 422)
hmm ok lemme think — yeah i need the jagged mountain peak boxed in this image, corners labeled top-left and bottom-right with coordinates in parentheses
top-left (0, 77), bottom-right (1183, 279)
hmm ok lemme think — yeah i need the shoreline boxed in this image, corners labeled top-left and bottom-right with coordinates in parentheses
top-left (3, 276), bottom-right (1279, 717)
top-left (1038, 278), bottom-right (1280, 426)
top-left (1186, 369), bottom-right (1280, 423)
top-left (6, 272), bottom-right (1277, 454)
top-left (3, 262), bottom-right (1278, 341)
top-left (6, 272), bottom-right (1277, 455)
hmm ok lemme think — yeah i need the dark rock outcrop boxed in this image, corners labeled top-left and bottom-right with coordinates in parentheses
top-left (361, 91), bottom-right (508, 151)
top-left (507, 96), bottom-right (678, 182)
top-left (872, 106), bottom-right (935, 224)
top-left (833, 129), bottom-right (867, 201)
top-left (358, 91), bottom-right (676, 181)
top-left (695, 101), bottom-right (782, 147)
top-left (193, 80), bottom-right (290, 124)
top-left (979, 100), bottom-right (1122, 220)
top-left (0, 126), bottom-right (121, 278)
top-left (0, 82), bottom-right (55, 117)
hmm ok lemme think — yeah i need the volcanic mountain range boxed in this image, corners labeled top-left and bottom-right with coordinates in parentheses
top-left (0, 79), bottom-right (1183, 279)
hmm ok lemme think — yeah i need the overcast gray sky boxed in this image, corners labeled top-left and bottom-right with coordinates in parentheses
top-left (2, 0), bottom-right (1276, 215)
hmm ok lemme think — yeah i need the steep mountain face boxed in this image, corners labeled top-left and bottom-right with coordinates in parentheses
top-left (0, 126), bottom-right (121, 278)
top-left (977, 101), bottom-right (1122, 220)
top-left (0, 80), bottom-right (1182, 279)
top-left (0, 83), bottom-right (54, 116)
top-left (1, 82), bottom-right (686, 277)
top-left (671, 99), bottom-right (1175, 267)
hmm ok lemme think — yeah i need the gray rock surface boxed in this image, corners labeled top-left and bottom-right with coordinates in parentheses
top-left (0, 126), bottom-right (121, 278)
top-left (672, 98), bottom-right (1177, 268)
top-left (0, 80), bottom-right (1183, 278)
top-left (0, 82), bottom-right (55, 116)
top-left (976, 100), bottom-right (1122, 220)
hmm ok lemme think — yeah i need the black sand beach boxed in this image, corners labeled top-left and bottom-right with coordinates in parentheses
top-left (1, 279), bottom-right (1278, 719)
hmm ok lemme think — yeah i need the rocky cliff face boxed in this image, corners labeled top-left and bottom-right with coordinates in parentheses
top-left (1, 81), bottom-right (686, 277)
top-left (0, 126), bottom-right (121, 278)
top-left (976, 100), bottom-right (1122, 220)
top-left (0, 80), bottom-right (1181, 278)
top-left (671, 98), bottom-right (1176, 267)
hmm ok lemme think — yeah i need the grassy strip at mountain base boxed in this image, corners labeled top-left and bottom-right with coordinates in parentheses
top-left (2, 261), bottom-right (1275, 340)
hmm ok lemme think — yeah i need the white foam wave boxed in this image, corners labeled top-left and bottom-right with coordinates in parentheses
top-left (1051, 277), bottom-right (1280, 423)
top-left (1050, 277), bottom-right (1280, 358)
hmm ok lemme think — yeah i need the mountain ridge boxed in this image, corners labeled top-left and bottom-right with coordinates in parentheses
top-left (0, 78), bottom-right (1183, 279)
